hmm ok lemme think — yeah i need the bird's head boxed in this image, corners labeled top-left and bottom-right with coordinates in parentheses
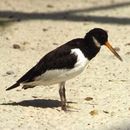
top-left (85, 28), bottom-right (123, 61)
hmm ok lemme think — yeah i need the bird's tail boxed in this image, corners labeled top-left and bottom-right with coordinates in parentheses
top-left (6, 82), bottom-right (20, 91)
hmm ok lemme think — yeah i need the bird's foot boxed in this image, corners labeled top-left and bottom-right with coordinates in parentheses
top-left (61, 105), bottom-right (67, 111)
top-left (61, 102), bottom-right (79, 112)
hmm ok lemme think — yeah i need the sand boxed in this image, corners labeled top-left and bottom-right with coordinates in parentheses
top-left (0, 0), bottom-right (130, 129)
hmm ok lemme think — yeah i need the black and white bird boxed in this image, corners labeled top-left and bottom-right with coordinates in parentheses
top-left (6, 28), bottom-right (122, 110)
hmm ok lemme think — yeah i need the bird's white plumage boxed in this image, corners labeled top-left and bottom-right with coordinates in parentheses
top-left (23, 49), bottom-right (89, 86)
top-left (92, 36), bottom-right (101, 48)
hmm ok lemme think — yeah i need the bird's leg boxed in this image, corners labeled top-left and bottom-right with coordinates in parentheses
top-left (59, 82), bottom-right (67, 111)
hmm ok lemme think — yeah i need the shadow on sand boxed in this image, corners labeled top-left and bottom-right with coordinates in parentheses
top-left (1, 99), bottom-right (75, 108)
top-left (0, 1), bottom-right (130, 25)
top-left (1, 99), bottom-right (61, 108)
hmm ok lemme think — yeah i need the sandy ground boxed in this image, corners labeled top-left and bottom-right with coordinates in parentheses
top-left (0, 0), bottom-right (130, 129)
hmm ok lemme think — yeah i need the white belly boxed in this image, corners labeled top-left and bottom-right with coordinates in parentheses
top-left (23, 49), bottom-right (89, 86)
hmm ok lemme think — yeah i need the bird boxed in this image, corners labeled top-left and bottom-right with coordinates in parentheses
top-left (6, 28), bottom-right (123, 111)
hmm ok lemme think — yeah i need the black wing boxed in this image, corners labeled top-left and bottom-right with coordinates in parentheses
top-left (6, 43), bottom-right (78, 91)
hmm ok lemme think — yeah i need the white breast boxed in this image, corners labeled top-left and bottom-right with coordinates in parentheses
top-left (25, 49), bottom-right (89, 86)
top-left (71, 48), bottom-right (88, 69)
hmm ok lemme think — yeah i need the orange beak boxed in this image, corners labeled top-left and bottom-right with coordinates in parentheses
top-left (105, 42), bottom-right (123, 61)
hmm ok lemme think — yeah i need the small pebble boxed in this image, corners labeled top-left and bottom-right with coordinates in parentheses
top-left (5, 37), bottom-right (9, 40)
top-left (89, 110), bottom-right (98, 116)
top-left (103, 110), bottom-right (109, 114)
top-left (125, 52), bottom-right (130, 55)
top-left (85, 97), bottom-right (93, 101)
top-left (125, 43), bottom-right (130, 46)
top-left (32, 96), bottom-right (38, 98)
top-left (43, 28), bottom-right (48, 32)
top-left (13, 44), bottom-right (21, 49)
top-left (6, 71), bottom-right (14, 75)
top-left (53, 43), bottom-right (58, 45)
top-left (16, 89), bottom-right (21, 92)
top-left (47, 4), bottom-right (54, 8)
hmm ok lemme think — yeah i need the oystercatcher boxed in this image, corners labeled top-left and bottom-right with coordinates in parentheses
top-left (6, 28), bottom-right (122, 110)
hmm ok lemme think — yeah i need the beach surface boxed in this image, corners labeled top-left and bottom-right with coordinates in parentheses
top-left (0, 0), bottom-right (130, 129)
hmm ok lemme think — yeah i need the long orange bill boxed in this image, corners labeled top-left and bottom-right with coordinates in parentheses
top-left (105, 42), bottom-right (123, 61)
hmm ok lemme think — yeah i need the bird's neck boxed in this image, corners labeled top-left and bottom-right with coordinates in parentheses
top-left (81, 38), bottom-right (101, 60)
